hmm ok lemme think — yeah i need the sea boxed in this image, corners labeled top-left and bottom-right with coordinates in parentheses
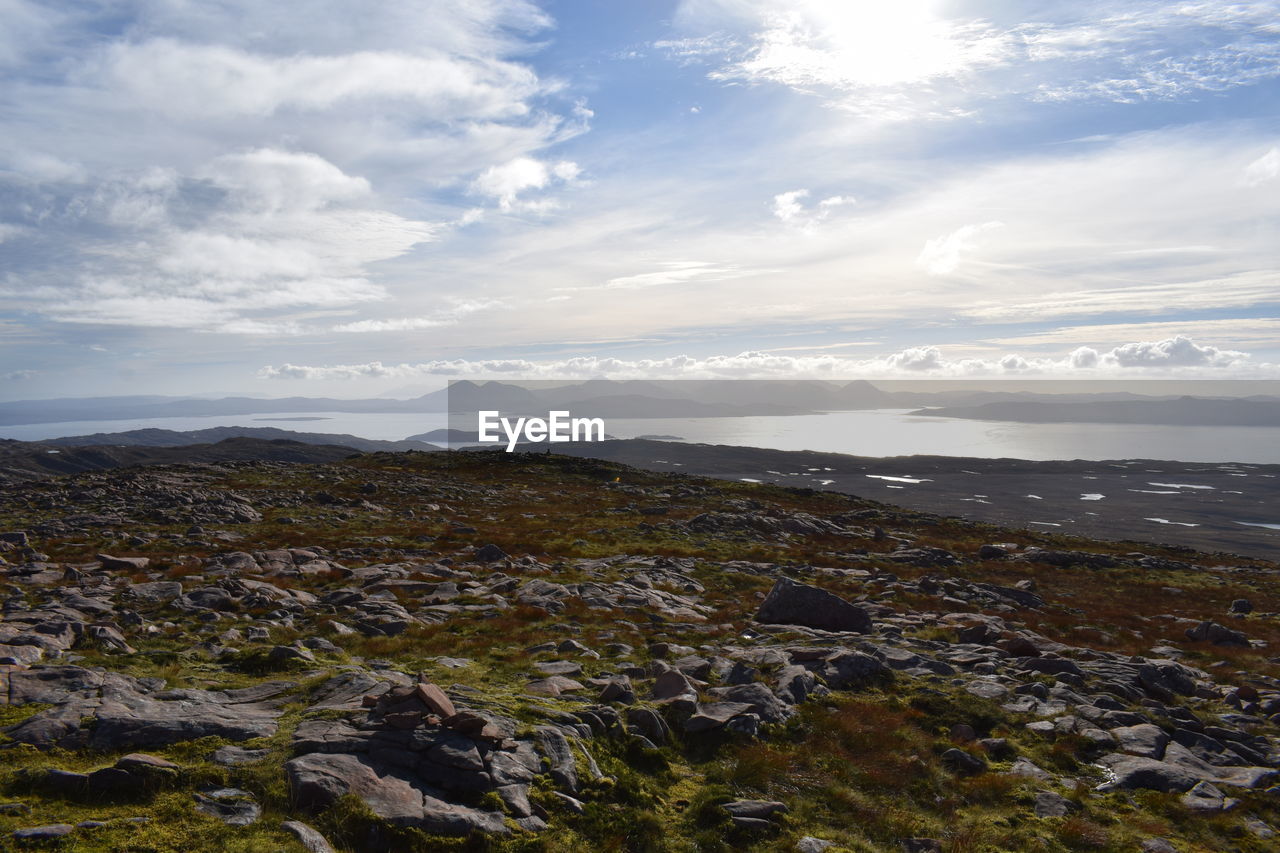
top-left (4, 409), bottom-right (1280, 464)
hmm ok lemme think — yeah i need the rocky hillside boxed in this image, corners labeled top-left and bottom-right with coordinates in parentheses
top-left (0, 450), bottom-right (1277, 852)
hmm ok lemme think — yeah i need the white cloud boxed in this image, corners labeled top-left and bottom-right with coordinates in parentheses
top-left (771, 188), bottom-right (853, 228)
top-left (95, 39), bottom-right (542, 120)
top-left (1108, 335), bottom-right (1245, 368)
top-left (260, 336), bottom-right (1270, 381)
top-left (0, 0), bottom-right (584, 338)
top-left (885, 346), bottom-right (945, 372)
top-left (917, 221), bottom-right (1004, 276)
top-left (471, 156), bottom-right (581, 211)
top-left (772, 188), bottom-right (808, 221)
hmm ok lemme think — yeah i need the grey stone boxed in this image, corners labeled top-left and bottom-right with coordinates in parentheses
top-left (286, 752), bottom-right (507, 836)
top-left (281, 820), bottom-right (336, 853)
top-left (1112, 724), bottom-right (1169, 759)
top-left (940, 748), bottom-right (986, 775)
top-left (626, 707), bottom-right (670, 743)
top-left (755, 578), bottom-right (872, 633)
top-left (900, 840), bottom-right (943, 853)
top-left (97, 553), bottom-right (149, 571)
top-left (13, 824), bottom-right (75, 840)
top-left (194, 787), bottom-right (261, 826)
top-left (722, 799), bottom-right (787, 820)
top-left (1097, 755), bottom-right (1200, 792)
top-left (706, 683), bottom-right (791, 724)
top-left (210, 745), bottom-right (270, 767)
top-left (1034, 791), bottom-right (1079, 818)
top-left (1007, 757), bottom-right (1052, 780)
top-left (536, 727), bottom-right (578, 792)
top-left (474, 544), bottom-right (508, 563)
top-left (1180, 780), bottom-right (1229, 813)
top-left (685, 702), bottom-right (754, 733)
top-left (821, 650), bottom-right (888, 688)
top-left (1184, 621), bottom-right (1248, 647)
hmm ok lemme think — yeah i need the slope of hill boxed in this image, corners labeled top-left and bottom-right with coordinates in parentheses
top-left (0, 450), bottom-right (1277, 852)
top-left (0, 437), bottom-right (371, 482)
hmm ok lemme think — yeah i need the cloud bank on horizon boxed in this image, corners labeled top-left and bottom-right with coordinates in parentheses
top-left (1, 0), bottom-right (1278, 396)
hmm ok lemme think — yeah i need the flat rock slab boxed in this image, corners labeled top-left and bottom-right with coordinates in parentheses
top-left (5, 669), bottom-right (291, 750)
top-left (286, 753), bottom-right (508, 836)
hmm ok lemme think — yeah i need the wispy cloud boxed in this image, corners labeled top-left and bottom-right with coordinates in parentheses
top-left (961, 272), bottom-right (1280, 321)
top-left (917, 221), bottom-right (1004, 276)
top-left (332, 299), bottom-right (504, 332)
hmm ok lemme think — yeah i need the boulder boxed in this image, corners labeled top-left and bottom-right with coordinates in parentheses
top-left (1184, 621), bottom-right (1249, 647)
top-left (754, 578), bottom-right (871, 633)
top-left (940, 748), bottom-right (986, 775)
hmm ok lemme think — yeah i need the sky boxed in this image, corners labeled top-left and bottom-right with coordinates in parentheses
top-left (1, 0), bottom-right (1278, 400)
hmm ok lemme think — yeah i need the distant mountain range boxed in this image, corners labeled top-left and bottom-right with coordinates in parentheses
top-left (2, 380), bottom-right (1277, 428)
